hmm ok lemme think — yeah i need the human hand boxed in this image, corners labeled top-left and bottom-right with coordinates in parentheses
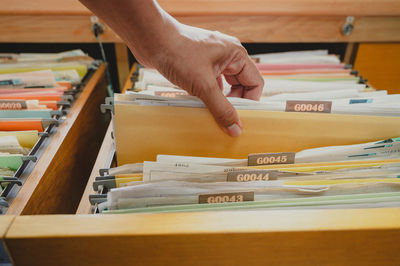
top-left (78, 0), bottom-right (263, 137)
top-left (142, 23), bottom-right (264, 137)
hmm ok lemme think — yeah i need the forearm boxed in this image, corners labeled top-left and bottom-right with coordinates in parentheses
top-left (80, 0), bottom-right (264, 137)
top-left (79, 0), bottom-right (177, 67)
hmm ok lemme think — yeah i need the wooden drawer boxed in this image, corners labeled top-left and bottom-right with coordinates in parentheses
top-left (5, 64), bottom-right (109, 215)
top-left (2, 61), bottom-right (400, 265)
top-left (4, 208), bottom-right (400, 265)
top-left (2, 113), bottom-right (399, 265)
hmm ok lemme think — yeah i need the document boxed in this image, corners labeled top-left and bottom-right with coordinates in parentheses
top-left (155, 138), bottom-right (400, 166)
top-left (98, 49), bottom-right (400, 214)
top-left (0, 70), bottom-right (56, 88)
top-left (0, 131), bottom-right (39, 149)
top-left (0, 136), bottom-right (29, 155)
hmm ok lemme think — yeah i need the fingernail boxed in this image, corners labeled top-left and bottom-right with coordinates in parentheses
top-left (227, 123), bottom-right (242, 137)
top-left (237, 118), bottom-right (243, 129)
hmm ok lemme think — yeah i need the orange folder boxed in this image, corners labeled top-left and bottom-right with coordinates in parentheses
top-left (0, 94), bottom-right (62, 101)
top-left (39, 101), bottom-right (59, 110)
top-left (0, 88), bottom-right (66, 94)
top-left (0, 120), bottom-right (44, 131)
top-left (56, 81), bottom-right (72, 89)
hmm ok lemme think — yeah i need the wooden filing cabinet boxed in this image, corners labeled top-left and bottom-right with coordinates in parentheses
top-left (0, 1), bottom-right (399, 264)
top-left (2, 121), bottom-right (399, 265)
top-left (5, 64), bottom-right (110, 215)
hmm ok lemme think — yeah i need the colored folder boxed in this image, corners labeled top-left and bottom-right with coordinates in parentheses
top-left (0, 131), bottom-right (39, 149)
top-left (0, 119), bottom-right (55, 132)
top-left (114, 103), bottom-right (400, 165)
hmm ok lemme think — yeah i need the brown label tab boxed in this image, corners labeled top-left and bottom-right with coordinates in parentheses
top-left (0, 100), bottom-right (27, 110)
top-left (199, 191), bottom-right (254, 204)
top-left (0, 56), bottom-right (16, 63)
top-left (251, 57), bottom-right (260, 63)
top-left (248, 152), bottom-right (295, 166)
top-left (285, 100), bottom-right (332, 113)
top-left (227, 170), bottom-right (278, 182)
top-left (154, 91), bottom-right (187, 98)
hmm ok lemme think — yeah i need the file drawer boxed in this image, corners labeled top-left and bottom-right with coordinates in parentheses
top-left (3, 124), bottom-right (399, 265)
top-left (5, 64), bottom-right (109, 215)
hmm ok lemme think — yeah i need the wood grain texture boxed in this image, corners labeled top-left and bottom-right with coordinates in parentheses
top-left (120, 63), bottom-right (136, 94)
top-left (114, 43), bottom-right (130, 90)
top-left (5, 208), bottom-right (400, 265)
top-left (76, 123), bottom-right (113, 214)
top-left (176, 16), bottom-right (400, 43)
top-left (0, 216), bottom-right (14, 239)
top-left (1, 0), bottom-right (400, 16)
top-left (344, 43), bottom-right (358, 65)
top-left (160, 0), bottom-right (400, 16)
top-left (1, 15), bottom-right (399, 43)
top-left (0, 216), bottom-right (14, 265)
top-left (0, 15), bottom-right (121, 43)
top-left (354, 43), bottom-right (400, 94)
top-left (6, 65), bottom-right (109, 215)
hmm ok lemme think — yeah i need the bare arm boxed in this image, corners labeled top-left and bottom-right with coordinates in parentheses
top-left (80, 0), bottom-right (264, 137)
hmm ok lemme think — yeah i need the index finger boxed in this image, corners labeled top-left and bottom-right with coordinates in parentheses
top-left (240, 56), bottom-right (264, 100)
top-left (223, 54), bottom-right (264, 101)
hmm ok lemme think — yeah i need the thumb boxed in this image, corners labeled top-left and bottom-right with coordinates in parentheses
top-left (197, 77), bottom-right (242, 137)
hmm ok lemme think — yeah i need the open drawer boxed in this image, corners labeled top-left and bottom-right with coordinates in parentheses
top-left (1, 113), bottom-right (399, 265)
top-left (5, 64), bottom-right (110, 215)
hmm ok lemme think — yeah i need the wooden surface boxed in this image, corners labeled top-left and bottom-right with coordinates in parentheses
top-left (344, 43), bottom-right (358, 65)
top-left (0, 215), bottom-right (14, 264)
top-left (1, 15), bottom-right (400, 43)
top-left (0, 216), bottom-right (14, 239)
top-left (0, 15), bottom-right (121, 43)
top-left (1, 0), bottom-right (400, 16)
top-left (114, 44), bottom-right (130, 90)
top-left (6, 65), bottom-right (109, 215)
top-left (76, 123), bottom-right (113, 214)
top-left (354, 43), bottom-right (400, 94)
top-left (120, 63), bottom-right (136, 94)
top-left (5, 208), bottom-right (400, 265)
top-left (176, 16), bottom-right (400, 43)
top-left (0, 0), bottom-right (399, 43)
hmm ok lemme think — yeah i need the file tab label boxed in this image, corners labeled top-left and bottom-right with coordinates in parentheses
top-left (154, 91), bottom-right (187, 98)
top-left (227, 170), bottom-right (278, 182)
top-left (251, 57), bottom-right (260, 63)
top-left (286, 100), bottom-right (332, 113)
top-left (248, 152), bottom-right (295, 166)
top-left (199, 191), bottom-right (254, 204)
top-left (0, 100), bottom-right (27, 110)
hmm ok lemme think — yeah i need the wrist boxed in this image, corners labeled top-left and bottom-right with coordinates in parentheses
top-left (126, 8), bottom-right (182, 69)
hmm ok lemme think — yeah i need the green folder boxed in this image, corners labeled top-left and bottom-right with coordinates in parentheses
top-left (103, 192), bottom-right (400, 214)
top-left (0, 155), bottom-right (23, 171)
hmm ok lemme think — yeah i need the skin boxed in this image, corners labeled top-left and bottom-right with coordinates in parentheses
top-left (79, 0), bottom-right (264, 137)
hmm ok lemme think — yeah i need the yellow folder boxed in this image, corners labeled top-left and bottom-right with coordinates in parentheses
top-left (0, 130), bottom-right (39, 149)
top-left (114, 103), bottom-right (400, 165)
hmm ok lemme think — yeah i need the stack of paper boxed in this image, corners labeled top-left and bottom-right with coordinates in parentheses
top-left (93, 50), bottom-right (400, 215)
top-left (0, 50), bottom-right (93, 77)
top-left (94, 138), bottom-right (400, 213)
top-left (0, 50), bottom-right (94, 179)
top-left (126, 50), bottom-right (399, 117)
